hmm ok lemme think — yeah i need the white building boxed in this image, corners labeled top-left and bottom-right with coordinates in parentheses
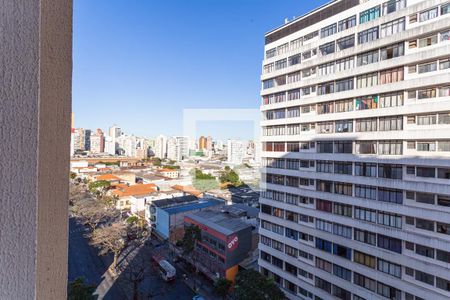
top-left (155, 134), bottom-right (167, 159)
top-left (104, 135), bottom-right (116, 155)
top-left (167, 136), bottom-right (189, 161)
top-left (227, 139), bottom-right (247, 165)
top-left (259, 1), bottom-right (450, 300)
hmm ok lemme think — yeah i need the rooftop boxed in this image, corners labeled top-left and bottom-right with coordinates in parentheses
top-left (112, 183), bottom-right (157, 197)
top-left (164, 199), bottom-right (223, 215)
top-left (152, 195), bottom-right (199, 208)
top-left (171, 185), bottom-right (203, 197)
top-left (186, 210), bottom-right (252, 236)
top-left (95, 174), bottom-right (123, 181)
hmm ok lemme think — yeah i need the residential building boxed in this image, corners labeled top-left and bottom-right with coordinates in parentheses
top-left (158, 168), bottom-right (179, 179)
top-left (155, 134), bottom-right (168, 159)
top-left (199, 136), bottom-right (207, 150)
top-left (227, 139), bottom-right (247, 165)
top-left (260, 1), bottom-right (450, 300)
top-left (90, 129), bottom-right (104, 153)
top-left (167, 136), bottom-right (189, 161)
top-left (184, 210), bottom-right (253, 282)
top-left (150, 196), bottom-right (223, 241)
top-left (111, 183), bottom-right (157, 212)
top-left (206, 136), bottom-right (213, 151)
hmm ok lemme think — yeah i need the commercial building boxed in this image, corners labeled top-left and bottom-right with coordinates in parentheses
top-left (199, 136), bottom-right (207, 150)
top-left (259, 1), bottom-right (450, 299)
top-left (184, 210), bottom-right (253, 282)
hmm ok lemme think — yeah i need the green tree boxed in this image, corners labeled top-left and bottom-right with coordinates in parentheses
top-left (152, 157), bottom-right (162, 166)
top-left (219, 168), bottom-right (240, 185)
top-left (214, 278), bottom-right (232, 300)
top-left (181, 224), bottom-right (201, 254)
top-left (191, 168), bottom-right (219, 192)
top-left (234, 269), bottom-right (284, 300)
top-left (70, 172), bottom-right (77, 180)
top-left (88, 180), bottom-right (111, 194)
top-left (67, 277), bottom-right (97, 300)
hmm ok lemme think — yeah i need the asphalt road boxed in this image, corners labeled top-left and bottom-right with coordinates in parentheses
top-left (68, 217), bottom-right (196, 300)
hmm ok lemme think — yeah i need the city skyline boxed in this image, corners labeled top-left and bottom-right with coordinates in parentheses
top-left (72, 0), bottom-right (328, 139)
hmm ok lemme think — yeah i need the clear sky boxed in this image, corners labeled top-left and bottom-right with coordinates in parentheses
top-left (73, 0), bottom-right (328, 140)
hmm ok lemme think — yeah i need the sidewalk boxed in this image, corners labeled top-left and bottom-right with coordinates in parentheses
top-left (174, 260), bottom-right (218, 300)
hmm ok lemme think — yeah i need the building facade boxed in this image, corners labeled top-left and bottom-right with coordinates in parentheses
top-left (259, 1), bottom-right (450, 299)
top-left (227, 139), bottom-right (247, 165)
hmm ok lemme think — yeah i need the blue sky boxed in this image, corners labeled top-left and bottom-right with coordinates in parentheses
top-left (73, 0), bottom-right (328, 140)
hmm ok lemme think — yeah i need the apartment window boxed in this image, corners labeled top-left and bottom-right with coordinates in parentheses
top-left (377, 234), bottom-right (402, 253)
top-left (317, 102), bottom-right (334, 115)
top-left (319, 61), bottom-right (335, 76)
top-left (317, 141), bottom-right (333, 153)
top-left (319, 41), bottom-right (335, 56)
top-left (333, 244), bottom-right (351, 260)
top-left (356, 96), bottom-right (377, 110)
top-left (275, 59), bottom-right (287, 70)
top-left (333, 264), bottom-right (351, 281)
top-left (438, 195), bottom-right (450, 206)
top-left (302, 67), bottom-right (316, 78)
top-left (379, 116), bottom-right (402, 131)
top-left (265, 48), bottom-right (276, 59)
top-left (286, 142), bottom-right (299, 152)
top-left (357, 72), bottom-right (378, 88)
top-left (379, 67), bottom-right (404, 84)
top-left (334, 141), bottom-right (352, 153)
top-left (360, 6), bottom-right (381, 24)
top-left (416, 244), bottom-right (434, 258)
top-left (419, 35), bottom-right (438, 47)
top-left (277, 43), bottom-right (288, 55)
top-left (355, 184), bottom-right (377, 200)
top-left (415, 270), bottom-right (435, 286)
top-left (263, 63), bottom-right (274, 74)
top-left (287, 107), bottom-right (300, 118)
top-left (320, 23), bottom-right (337, 38)
top-left (317, 181), bottom-right (333, 194)
top-left (380, 42), bottom-right (404, 60)
top-left (418, 61), bottom-right (437, 74)
top-left (378, 140), bottom-right (402, 155)
top-left (334, 161), bottom-right (352, 175)
top-left (335, 99), bottom-right (353, 112)
top-left (287, 89), bottom-right (300, 101)
top-left (443, 3), bottom-right (450, 15)
top-left (339, 15), bottom-right (356, 31)
top-left (285, 245), bottom-right (297, 258)
top-left (335, 120), bottom-right (353, 133)
top-left (378, 188), bottom-right (402, 204)
top-left (317, 122), bottom-right (334, 134)
top-left (355, 207), bottom-right (377, 223)
top-left (262, 79), bottom-right (274, 89)
top-left (354, 229), bottom-right (376, 245)
top-left (316, 238), bottom-right (332, 253)
top-left (354, 252), bottom-right (376, 269)
top-left (437, 277), bottom-right (450, 292)
top-left (356, 141), bottom-right (377, 154)
top-left (357, 50), bottom-right (379, 66)
top-left (358, 27), bottom-right (379, 44)
top-left (438, 168), bottom-right (450, 179)
top-left (383, 0), bottom-right (406, 15)
top-left (290, 38), bottom-right (302, 50)
top-left (316, 219), bottom-right (332, 233)
top-left (302, 48), bottom-right (317, 60)
top-left (418, 87), bottom-right (436, 99)
top-left (337, 35), bottom-right (355, 50)
top-left (419, 7), bottom-right (438, 22)
top-left (417, 114), bottom-right (437, 125)
top-left (336, 78), bottom-right (354, 92)
top-left (355, 118), bottom-right (377, 132)
top-left (416, 218), bottom-right (434, 231)
top-left (315, 277), bottom-right (332, 293)
top-left (334, 285), bottom-right (351, 300)
top-left (317, 160), bottom-right (333, 173)
top-left (378, 259), bottom-right (401, 278)
top-left (415, 192), bottom-right (435, 204)
top-left (335, 56), bottom-right (354, 72)
top-left (416, 167), bottom-right (436, 178)
top-left (285, 228), bottom-right (298, 240)
top-left (409, 13), bottom-right (418, 23)
top-left (379, 91), bottom-right (403, 108)
top-left (437, 249), bottom-right (450, 263)
top-left (275, 75), bottom-right (286, 86)
top-left (439, 141), bottom-right (450, 151)
top-left (288, 54), bottom-right (301, 66)
top-left (378, 211), bottom-right (402, 228)
top-left (355, 162), bottom-right (377, 177)
top-left (333, 223), bottom-right (352, 239)
top-left (377, 283), bottom-right (401, 300)
top-left (381, 17), bottom-right (405, 37)
top-left (442, 29), bottom-right (450, 41)
top-left (378, 164), bottom-right (402, 179)
top-left (287, 72), bottom-right (300, 84)
top-left (286, 124), bottom-right (300, 135)
top-left (286, 176), bottom-right (299, 187)
top-left (334, 182), bottom-right (352, 196)
top-left (317, 81), bottom-right (334, 95)
top-left (333, 202), bottom-right (352, 217)
top-left (417, 141), bottom-right (436, 151)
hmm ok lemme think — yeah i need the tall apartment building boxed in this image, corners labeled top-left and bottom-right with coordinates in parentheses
top-left (227, 139), bottom-right (247, 165)
top-left (259, 1), bottom-right (450, 300)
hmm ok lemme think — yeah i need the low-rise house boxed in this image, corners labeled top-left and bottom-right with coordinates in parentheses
top-left (111, 183), bottom-right (157, 212)
top-left (157, 168), bottom-right (179, 179)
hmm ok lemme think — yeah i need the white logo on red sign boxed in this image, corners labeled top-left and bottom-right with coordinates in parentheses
top-left (227, 235), bottom-right (238, 251)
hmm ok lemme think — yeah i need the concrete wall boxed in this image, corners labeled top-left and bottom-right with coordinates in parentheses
top-left (0, 1), bottom-right (72, 299)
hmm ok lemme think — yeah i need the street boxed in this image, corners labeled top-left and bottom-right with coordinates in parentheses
top-left (68, 217), bottom-right (196, 300)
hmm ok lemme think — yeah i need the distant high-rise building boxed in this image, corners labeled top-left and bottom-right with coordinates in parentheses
top-left (227, 139), bottom-right (246, 165)
top-left (259, 1), bottom-right (450, 299)
top-left (83, 129), bottom-right (91, 151)
top-left (206, 136), bottom-right (213, 151)
top-left (104, 135), bottom-right (115, 155)
top-left (90, 129), bottom-right (104, 154)
top-left (73, 128), bottom-right (87, 151)
top-left (155, 134), bottom-right (167, 159)
top-left (167, 136), bottom-right (189, 161)
top-left (199, 136), bottom-right (207, 150)
top-left (109, 125), bottom-right (121, 139)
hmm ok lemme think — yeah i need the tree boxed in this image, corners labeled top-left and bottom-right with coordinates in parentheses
top-left (152, 157), bottom-right (162, 166)
top-left (90, 222), bottom-right (127, 272)
top-left (67, 277), bottom-right (97, 300)
top-left (88, 180), bottom-right (111, 194)
top-left (214, 278), bottom-right (232, 300)
top-left (75, 198), bottom-right (120, 230)
top-left (219, 168), bottom-right (240, 185)
top-left (181, 224), bottom-right (201, 254)
top-left (234, 269), bottom-right (284, 300)
top-left (191, 168), bottom-right (219, 192)
top-left (70, 172), bottom-right (77, 180)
